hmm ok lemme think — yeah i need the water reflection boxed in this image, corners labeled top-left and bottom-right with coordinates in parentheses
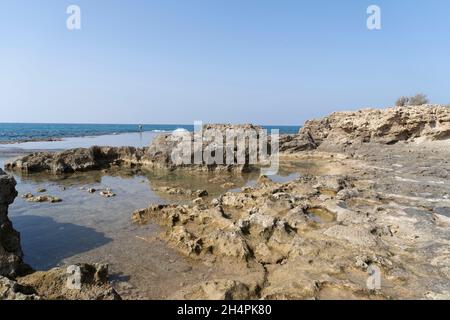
top-left (12, 215), bottom-right (112, 270)
top-left (2, 152), bottom-right (334, 275)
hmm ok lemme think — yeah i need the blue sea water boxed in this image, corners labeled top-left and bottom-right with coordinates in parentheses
top-left (0, 123), bottom-right (300, 143)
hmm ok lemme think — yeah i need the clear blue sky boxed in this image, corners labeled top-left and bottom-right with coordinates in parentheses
top-left (1, 0), bottom-right (449, 125)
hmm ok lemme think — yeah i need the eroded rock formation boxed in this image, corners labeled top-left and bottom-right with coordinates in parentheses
top-left (131, 174), bottom-right (384, 299)
top-left (5, 124), bottom-right (267, 174)
top-left (278, 132), bottom-right (317, 153)
top-left (4, 106), bottom-right (450, 300)
top-left (5, 146), bottom-right (150, 174)
top-left (0, 169), bottom-right (26, 277)
top-left (300, 105), bottom-right (450, 151)
top-left (132, 144), bottom-right (450, 299)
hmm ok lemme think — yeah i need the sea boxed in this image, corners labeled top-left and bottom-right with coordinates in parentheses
top-left (0, 123), bottom-right (300, 144)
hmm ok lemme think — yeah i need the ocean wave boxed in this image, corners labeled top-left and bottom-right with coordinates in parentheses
top-left (172, 128), bottom-right (189, 133)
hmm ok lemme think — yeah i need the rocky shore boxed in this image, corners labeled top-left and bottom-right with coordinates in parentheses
top-left (4, 124), bottom-right (264, 174)
top-left (299, 104), bottom-right (450, 151)
top-left (129, 105), bottom-right (450, 299)
top-left (2, 105), bottom-right (450, 300)
top-left (0, 169), bottom-right (120, 300)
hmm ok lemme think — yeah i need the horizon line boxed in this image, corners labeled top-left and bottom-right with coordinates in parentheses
top-left (0, 121), bottom-right (304, 127)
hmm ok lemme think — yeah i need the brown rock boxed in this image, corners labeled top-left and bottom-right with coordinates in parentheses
top-left (300, 105), bottom-right (450, 152)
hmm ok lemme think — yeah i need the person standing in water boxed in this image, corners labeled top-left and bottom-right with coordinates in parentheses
top-left (138, 125), bottom-right (143, 143)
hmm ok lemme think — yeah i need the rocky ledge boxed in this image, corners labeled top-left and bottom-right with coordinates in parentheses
top-left (4, 146), bottom-right (149, 175)
top-left (132, 146), bottom-right (450, 299)
top-left (3, 105), bottom-right (450, 300)
top-left (0, 169), bottom-right (27, 277)
top-left (5, 124), bottom-right (267, 175)
top-left (5, 106), bottom-right (450, 174)
top-left (299, 105), bottom-right (450, 152)
top-left (128, 105), bottom-right (450, 300)
top-left (0, 169), bottom-right (120, 300)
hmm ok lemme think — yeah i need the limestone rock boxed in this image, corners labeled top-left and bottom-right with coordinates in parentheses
top-left (324, 225), bottom-right (377, 247)
top-left (146, 124), bottom-right (263, 172)
top-left (23, 194), bottom-right (62, 203)
top-left (300, 105), bottom-right (450, 152)
top-left (5, 146), bottom-right (147, 174)
top-left (0, 276), bottom-right (39, 300)
top-left (172, 279), bottom-right (252, 300)
top-left (18, 264), bottom-right (120, 300)
top-left (5, 124), bottom-right (268, 174)
top-left (0, 169), bottom-right (25, 277)
top-left (279, 132), bottom-right (317, 153)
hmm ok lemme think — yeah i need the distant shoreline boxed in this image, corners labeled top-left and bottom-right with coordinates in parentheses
top-left (0, 123), bottom-right (301, 145)
top-left (0, 137), bottom-right (64, 145)
top-left (0, 130), bottom-right (165, 145)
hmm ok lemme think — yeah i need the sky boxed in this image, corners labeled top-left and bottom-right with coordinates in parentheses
top-left (1, 0), bottom-right (449, 125)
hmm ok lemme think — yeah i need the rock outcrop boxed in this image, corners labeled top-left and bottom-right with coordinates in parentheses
top-left (16, 264), bottom-right (120, 300)
top-left (279, 132), bottom-right (317, 153)
top-left (5, 146), bottom-right (149, 174)
top-left (5, 124), bottom-right (269, 174)
top-left (132, 140), bottom-right (450, 300)
top-left (0, 276), bottom-right (39, 300)
top-left (131, 174), bottom-right (390, 299)
top-left (6, 107), bottom-right (450, 175)
top-left (299, 105), bottom-right (450, 151)
top-left (0, 169), bottom-right (26, 277)
top-left (145, 124), bottom-right (264, 172)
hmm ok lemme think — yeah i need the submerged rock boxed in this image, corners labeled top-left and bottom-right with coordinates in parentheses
top-left (22, 194), bottom-right (62, 203)
top-left (153, 186), bottom-right (209, 199)
top-left (99, 189), bottom-right (116, 198)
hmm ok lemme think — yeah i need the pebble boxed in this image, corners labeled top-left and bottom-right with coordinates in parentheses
top-left (100, 189), bottom-right (116, 198)
top-left (23, 194), bottom-right (62, 203)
